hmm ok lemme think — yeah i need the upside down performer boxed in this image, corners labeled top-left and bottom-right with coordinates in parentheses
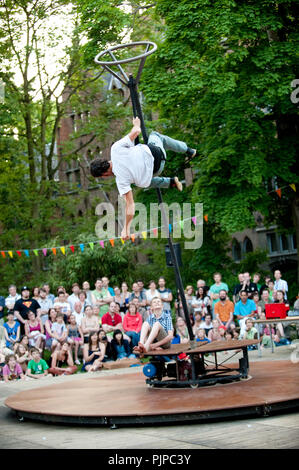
top-left (90, 117), bottom-right (196, 240)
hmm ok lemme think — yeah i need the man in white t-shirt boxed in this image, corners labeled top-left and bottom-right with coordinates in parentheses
top-left (90, 117), bottom-right (196, 240)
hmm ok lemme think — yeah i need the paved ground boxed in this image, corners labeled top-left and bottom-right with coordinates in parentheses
top-left (1, 345), bottom-right (299, 450)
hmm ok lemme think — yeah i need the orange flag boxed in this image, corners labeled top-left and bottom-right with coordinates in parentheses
top-left (109, 239), bottom-right (115, 247)
top-left (276, 188), bottom-right (282, 198)
top-left (204, 214), bottom-right (208, 222)
top-left (131, 234), bottom-right (135, 243)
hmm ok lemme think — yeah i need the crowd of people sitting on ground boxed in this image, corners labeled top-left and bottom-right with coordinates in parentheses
top-left (0, 269), bottom-right (298, 382)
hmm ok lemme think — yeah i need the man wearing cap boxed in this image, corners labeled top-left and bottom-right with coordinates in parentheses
top-left (14, 287), bottom-right (41, 335)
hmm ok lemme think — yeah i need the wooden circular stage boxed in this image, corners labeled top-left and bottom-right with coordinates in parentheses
top-left (5, 360), bottom-right (299, 427)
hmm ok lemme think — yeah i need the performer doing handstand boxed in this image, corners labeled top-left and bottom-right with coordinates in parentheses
top-left (90, 117), bottom-right (196, 240)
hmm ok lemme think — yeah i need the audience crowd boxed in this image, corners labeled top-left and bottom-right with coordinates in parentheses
top-left (0, 269), bottom-right (298, 382)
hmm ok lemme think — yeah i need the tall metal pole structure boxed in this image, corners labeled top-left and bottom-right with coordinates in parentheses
top-left (95, 42), bottom-right (195, 343)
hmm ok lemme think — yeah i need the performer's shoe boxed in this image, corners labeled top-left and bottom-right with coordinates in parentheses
top-left (185, 147), bottom-right (196, 164)
top-left (174, 176), bottom-right (183, 191)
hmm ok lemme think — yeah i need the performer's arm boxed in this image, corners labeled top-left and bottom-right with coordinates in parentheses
top-left (121, 190), bottom-right (135, 240)
top-left (128, 117), bottom-right (141, 142)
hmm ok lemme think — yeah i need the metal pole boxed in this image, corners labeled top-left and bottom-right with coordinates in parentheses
top-left (126, 72), bottom-right (195, 344)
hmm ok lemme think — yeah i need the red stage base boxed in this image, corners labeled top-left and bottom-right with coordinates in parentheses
top-left (5, 360), bottom-right (299, 427)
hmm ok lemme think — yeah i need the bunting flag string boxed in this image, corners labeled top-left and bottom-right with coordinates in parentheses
top-left (0, 214), bottom-right (209, 259)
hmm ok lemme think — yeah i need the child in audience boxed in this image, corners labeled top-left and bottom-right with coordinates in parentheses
top-left (195, 328), bottom-right (210, 343)
top-left (26, 348), bottom-right (51, 379)
top-left (192, 312), bottom-right (203, 337)
top-left (208, 319), bottom-right (221, 342)
top-left (2, 354), bottom-right (25, 382)
top-left (67, 314), bottom-right (84, 365)
top-left (15, 343), bottom-right (31, 373)
top-left (51, 313), bottom-right (68, 352)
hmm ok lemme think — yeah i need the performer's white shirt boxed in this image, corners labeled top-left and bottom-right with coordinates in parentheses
top-left (111, 134), bottom-right (154, 196)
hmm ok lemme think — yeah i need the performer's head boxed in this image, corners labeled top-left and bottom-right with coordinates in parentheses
top-left (90, 159), bottom-right (112, 178)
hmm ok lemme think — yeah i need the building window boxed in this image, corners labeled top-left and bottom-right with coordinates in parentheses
top-left (232, 239), bottom-right (241, 261)
top-left (280, 234), bottom-right (289, 252)
top-left (243, 237), bottom-right (253, 254)
top-left (267, 233), bottom-right (278, 253)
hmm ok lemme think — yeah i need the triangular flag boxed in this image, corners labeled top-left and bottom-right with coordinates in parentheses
top-left (192, 216), bottom-right (197, 225)
top-left (99, 240), bottom-right (104, 248)
top-left (131, 234), bottom-right (135, 242)
top-left (60, 246), bottom-right (65, 255)
top-left (8, 251), bottom-right (13, 258)
top-left (180, 220), bottom-right (184, 230)
top-left (1, 251), bottom-right (5, 258)
top-left (52, 248), bottom-right (57, 256)
top-left (204, 214), bottom-right (208, 222)
top-left (141, 231), bottom-right (147, 240)
top-left (33, 250), bottom-right (39, 256)
top-left (169, 224), bottom-right (172, 233)
top-left (80, 243), bottom-right (85, 252)
top-left (153, 228), bottom-right (158, 236)
top-left (276, 188), bottom-right (282, 198)
top-left (70, 245), bottom-right (75, 253)
top-left (120, 238), bottom-right (125, 244)
top-left (42, 248), bottom-right (47, 256)
top-left (24, 250), bottom-right (29, 257)
top-left (109, 239), bottom-right (115, 247)
top-left (290, 184), bottom-right (296, 192)
top-left (89, 242), bottom-right (94, 251)
top-left (16, 251), bottom-right (22, 257)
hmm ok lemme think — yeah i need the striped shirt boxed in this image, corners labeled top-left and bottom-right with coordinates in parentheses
top-left (146, 311), bottom-right (173, 333)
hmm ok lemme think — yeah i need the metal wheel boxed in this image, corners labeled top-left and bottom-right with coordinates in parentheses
top-left (94, 41), bottom-right (157, 66)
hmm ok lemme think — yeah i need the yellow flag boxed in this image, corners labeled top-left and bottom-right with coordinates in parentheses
top-left (141, 231), bottom-right (147, 240)
top-left (60, 246), bottom-right (66, 255)
top-left (290, 184), bottom-right (296, 192)
top-left (8, 251), bottom-right (13, 258)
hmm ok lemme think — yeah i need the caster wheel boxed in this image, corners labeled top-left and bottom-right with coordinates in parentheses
top-left (147, 383), bottom-right (154, 388)
top-left (190, 384), bottom-right (198, 389)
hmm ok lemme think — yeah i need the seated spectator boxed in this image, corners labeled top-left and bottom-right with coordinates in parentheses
top-left (252, 292), bottom-right (260, 314)
top-left (67, 314), bottom-right (84, 365)
top-left (232, 329), bottom-right (240, 340)
top-left (176, 317), bottom-right (190, 344)
top-left (209, 272), bottom-right (229, 311)
top-left (32, 287), bottom-right (40, 301)
top-left (13, 334), bottom-right (30, 353)
top-left (234, 290), bottom-right (256, 337)
top-left (24, 311), bottom-right (46, 353)
top-left (219, 325), bottom-right (226, 341)
top-left (192, 312), bottom-right (203, 337)
top-left (224, 330), bottom-right (233, 341)
top-left (274, 269), bottom-right (288, 299)
top-left (171, 327), bottom-right (181, 344)
top-left (129, 282), bottom-right (147, 320)
top-left (257, 289), bottom-right (271, 315)
top-left (5, 284), bottom-right (21, 314)
top-left (67, 283), bottom-right (80, 311)
top-left (214, 290), bottom-right (235, 330)
top-left (268, 279), bottom-right (275, 302)
top-left (184, 285), bottom-right (195, 323)
top-left (98, 329), bottom-right (114, 362)
top-left (120, 282), bottom-right (131, 310)
top-left (82, 331), bottom-right (105, 372)
top-left (81, 305), bottom-right (100, 344)
top-left (92, 278), bottom-right (113, 318)
top-left (199, 312), bottom-right (213, 337)
top-left (273, 290), bottom-right (289, 338)
top-left (113, 286), bottom-right (126, 315)
top-left (157, 277), bottom-right (173, 316)
top-left (14, 286), bottom-right (41, 335)
top-left (146, 281), bottom-right (161, 308)
top-left (38, 288), bottom-right (53, 325)
top-left (122, 302), bottom-right (143, 349)
top-left (237, 272), bottom-right (258, 299)
top-left (2, 354), bottom-right (25, 382)
top-left (208, 319), bottom-right (222, 342)
top-left (15, 342), bottom-right (31, 373)
top-left (243, 319), bottom-right (258, 347)
top-left (232, 273), bottom-right (244, 304)
top-left (195, 328), bottom-right (210, 344)
top-left (111, 330), bottom-right (136, 361)
top-left (51, 312), bottom-right (69, 352)
top-left (191, 286), bottom-right (210, 316)
top-left (78, 290), bottom-right (88, 312)
top-left (82, 281), bottom-right (95, 306)
top-left (49, 342), bottom-right (78, 376)
top-left (259, 275), bottom-right (271, 296)
top-left (134, 297), bottom-right (174, 354)
top-left (54, 290), bottom-right (72, 318)
top-left (253, 273), bottom-right (262, 292)
top-left (42, 283), bottom-right (55, 303)
top-left (3, 312), bottom-right (20, 350)
top-left (45, 308), bottom-right (58, 352)
top-left (72, 301), bottom-right (85, 326)
top-left (92, 305), bottom-right (100, 320)
top-left (101, 302), bottom-right (123, 341)
top-left (54, 285), bottom-right (69, 302)
top-left (26, 347), bottom-right (51, 379)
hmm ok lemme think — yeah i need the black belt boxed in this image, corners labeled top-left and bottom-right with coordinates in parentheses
top-left (147, 144), bottom-right (165, 174)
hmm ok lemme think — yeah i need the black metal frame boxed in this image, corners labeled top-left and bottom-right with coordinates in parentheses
top-left (145, 346), bottom-right (250, 389)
